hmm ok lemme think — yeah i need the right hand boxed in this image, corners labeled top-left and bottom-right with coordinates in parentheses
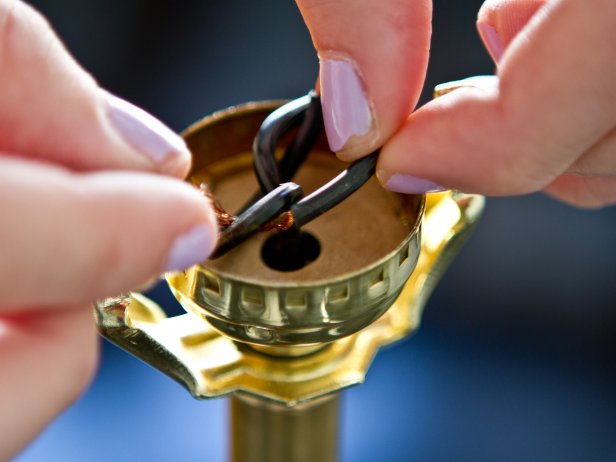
top-left (296, 0), bottom-right (616, 208)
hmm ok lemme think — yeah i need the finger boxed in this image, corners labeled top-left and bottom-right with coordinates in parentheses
top-left (0, 0), bottom-right (190, 177)
top-left (0, 306), bottom-right (98, 461)
top-left (477, 0), bottom-right (547, 63)
top-left (544, 174), bottom-right (616, 208)
top-left (295, 0), bottom-right (432, 160)
top-left (569, 127), bottom-right (616, 177)
top-left (378, 0), bottom-right (616, 196)
top-left (0, 155), bottom-right (218, 309)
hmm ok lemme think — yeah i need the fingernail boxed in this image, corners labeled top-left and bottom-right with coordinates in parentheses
top-left (319, 57), bottom-right (376, 153)
top-left (378, 171), bottom-right (445, 194)
top-left (104, 92), bottom-right (190, 166)
top-left (477, 23), bottom-right (504, 64)
top-left (165, 224), bottom-right (215, 272)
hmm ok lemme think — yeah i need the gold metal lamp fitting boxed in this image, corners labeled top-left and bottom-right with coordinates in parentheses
top-left (94, 99), bottom-right (483, 404)
top-left (95, 189), bottom-right (482, 405)
top-left (94, 97), bottom-right (484, 462)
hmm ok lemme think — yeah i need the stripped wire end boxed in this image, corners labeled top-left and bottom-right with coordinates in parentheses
top-left (200, 183), bottom-right (295, 233)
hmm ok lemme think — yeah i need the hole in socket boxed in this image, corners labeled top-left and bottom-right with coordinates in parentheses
top-left (261, 231), bottom-right (321, 272)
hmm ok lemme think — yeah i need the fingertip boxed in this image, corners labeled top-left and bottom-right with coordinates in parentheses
top-left (162, 142), bottom-right (193, 179)
top-left (101, 91), bottom-right (193, 178)
top-left (377, 169), bottom-right (446, 194)
top-left (319, 55), bottom-right (380, 160)
top-left (0, 1), bottom-right (193, 177)
top-left (173, 189), bottom-right (220, 269)
top-left (164, 223), bottom-right (217, 272)
top-left (476, 0), bottom-right (547, 63)
top-left (299, 0), bottom-right (432, 160)
top-left (477, 22), bottom-right (504, 64)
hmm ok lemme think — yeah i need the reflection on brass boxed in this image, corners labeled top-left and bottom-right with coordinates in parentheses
top-left (231, 393), bottom-right (338, 462)
top-left (433, 75), bottom-right (497, 98)
top-left (94, 98), bottom-right (485, 462)
top-left (95, 189), bottom-right (483, 405)
top-left (169, 102), bottom-right (424, 346)
top-left (169, 155), bottom-right (423, 345)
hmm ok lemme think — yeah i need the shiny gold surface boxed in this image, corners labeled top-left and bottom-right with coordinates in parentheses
top-left (93, 97), bottom-right (484, 462)
top-left (168, 102), bottom-right (424, 345)
top-left (94, 190), bottom-right (483, 405)
top-left (433, 75), bottom-right (497, 98)
top-left (231, 393), bottom-right (338, 462)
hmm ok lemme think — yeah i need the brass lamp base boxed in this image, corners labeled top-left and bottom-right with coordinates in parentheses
top-left (94, 98), bottom-right (484, 462)
top-left (231, 394), bottom-right (339, 462)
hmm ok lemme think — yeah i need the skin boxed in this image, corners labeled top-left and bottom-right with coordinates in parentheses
top-left (3, 0), bottom-right (614, 458)
top-left (297, 0), bottom-right (616, 207)
top-left (0, 1), bottom-right (217, 459)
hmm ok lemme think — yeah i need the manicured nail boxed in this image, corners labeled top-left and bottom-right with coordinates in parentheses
top-left (164, 224), bottom-right (215, 272)
top-left (105, 92), bottom-right (190, 166)
top-left (319, 57), bottom-right (375, 153)
top-left (477, 23), bottom-right (504, 64)
top-left (378, 171), bottom-right (445, 194)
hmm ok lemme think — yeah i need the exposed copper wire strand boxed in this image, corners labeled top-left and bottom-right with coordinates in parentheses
top-left (200, 184), bottom-right (295, 232)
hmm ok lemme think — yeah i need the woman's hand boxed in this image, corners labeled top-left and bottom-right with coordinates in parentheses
top-left (0, 1), bottom-right (217, 458)
top-left (297, 0), bottom-right (616, 208)
top-left (295, 0), bottom-right (432, 162)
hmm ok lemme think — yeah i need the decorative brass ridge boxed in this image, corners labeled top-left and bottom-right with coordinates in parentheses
top-left (94, 190), bottom-right (484, 406)
top-left (93, 95), bottom-right (484, 462)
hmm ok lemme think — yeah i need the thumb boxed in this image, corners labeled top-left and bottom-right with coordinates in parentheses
top-left (295, 0), bottom-right (432, 160)
top-left (377, 0), bottom-right (616, 197)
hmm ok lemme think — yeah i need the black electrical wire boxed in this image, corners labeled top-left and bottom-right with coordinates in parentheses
top-left (276, 91), bottom-right (323, 185)
top-left (211, 183), bottom-right (303, 259)
top-left (237, 91), bottom-right (322, 214)
top-left (290, 151), bottom-right (378, 227)
top-left (211, 92), bottom-right (378, 258)
top-left (252, 92), bottom-right (317, 193)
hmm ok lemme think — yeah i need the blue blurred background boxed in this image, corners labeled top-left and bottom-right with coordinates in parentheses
top-left (16, 1), bottom-right (616, 461)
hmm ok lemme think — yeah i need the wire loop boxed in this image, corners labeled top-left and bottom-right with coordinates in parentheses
top-left (210, 92), bottom-right (378, 258)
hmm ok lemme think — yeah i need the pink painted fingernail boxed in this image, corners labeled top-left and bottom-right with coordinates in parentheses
top-left (477, 23), bottom-right (504, 64)
top-left (378, 171), bottom-right (445, 195)
top-left (164, 224), bottom-right (215, 272)
top-left (320, 57), bottom-right (375, 153)
top-left (105, 92), bottom-right (190, 166)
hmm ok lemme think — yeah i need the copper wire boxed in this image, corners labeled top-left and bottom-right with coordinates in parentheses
top-left (200, 184), bottom-right (295, 232)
